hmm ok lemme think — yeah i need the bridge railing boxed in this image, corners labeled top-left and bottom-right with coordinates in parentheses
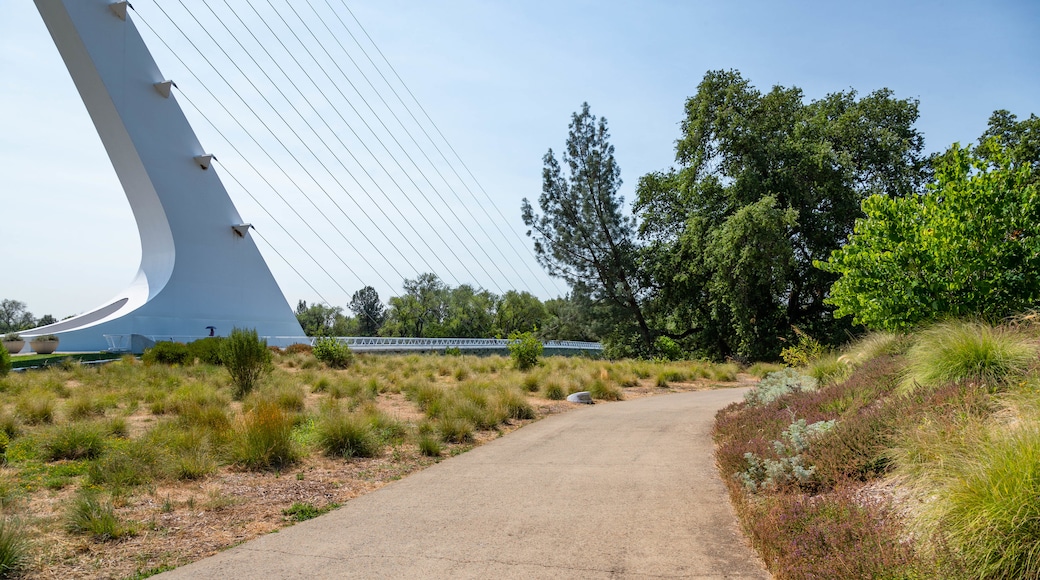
top-left (103, 334), bottom-right (602, 354)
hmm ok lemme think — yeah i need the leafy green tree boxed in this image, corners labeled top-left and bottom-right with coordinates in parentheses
top-left (294, 300), bottom-right (346, 337)
top-left (635, 70), bottom-right (928, 359)
top-left (522, 103), bottom-right (652, 352)
top-left (819, 132), bottom-right (1040, 331)
top-left (494, 291), bottom-right (546, 337)
top-left (439, 285), bottom-right (496, 338)
top-left (540, 293), bottom-right (599, 342)
top-left (349, 286), bottom-right (386, 336)
top-left (0, 300), bottom-right (35, 333)
top-left (382, 273), bottom-right (447, 337)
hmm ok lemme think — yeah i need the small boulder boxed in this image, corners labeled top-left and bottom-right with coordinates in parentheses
top-left (566, 391), bottom-right (593, 404)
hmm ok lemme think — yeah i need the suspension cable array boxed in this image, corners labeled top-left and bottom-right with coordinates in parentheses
top-left (126, 0), bottom-right (566, 312)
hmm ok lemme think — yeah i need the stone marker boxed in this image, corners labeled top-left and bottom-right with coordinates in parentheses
top-left (566, 391), bottom-right (593, 404)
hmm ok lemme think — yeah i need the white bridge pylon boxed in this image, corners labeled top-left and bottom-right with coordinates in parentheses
top-left (24, 0), bottom-right (304, 352)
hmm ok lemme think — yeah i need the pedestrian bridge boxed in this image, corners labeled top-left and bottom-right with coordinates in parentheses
top-left (103, 335), bottom-right (602, 356)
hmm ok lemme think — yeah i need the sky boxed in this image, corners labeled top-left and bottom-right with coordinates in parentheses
top-left (1, 0), bottom-right (1038, 320)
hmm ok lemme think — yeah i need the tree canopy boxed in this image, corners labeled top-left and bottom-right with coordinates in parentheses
top-left (820, 113), bottom-right (1040, 330)
top-left (634, 70), bottom-right (928, 359)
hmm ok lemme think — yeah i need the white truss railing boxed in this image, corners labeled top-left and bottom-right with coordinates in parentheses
top-left (104, 334), bottom-right (602, 353)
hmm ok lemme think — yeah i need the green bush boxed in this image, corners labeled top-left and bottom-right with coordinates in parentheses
top-left (903, 320), bottom-right (1036, 392)
top-left (187, 337), bottom-right (226, 365)
top-left (0, 517), bottom-right (29, 577)
top-left (142, 341), bottom-right (191, 366)
top-left (230, 401), bottom-right (299, 470)
top-left (508, 331), bottom-right (543, 371)
top-left (66, 490), bottom-right (134, 541)
top-left (315, 410), bottom-right (381, 459)
top-left (312, 337), bottom-right (354, 369)
top-left (221, 328), bottom-right (272, 399)
top-left (0, 349), bottom-right (10, 378)
top-left (780, 330), bottom-right (826, 367)
top-left (653, 336), bottom-right (683, 360)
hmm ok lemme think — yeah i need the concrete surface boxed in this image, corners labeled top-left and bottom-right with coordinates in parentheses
top-left (158, 388), bottom-right (770, 579)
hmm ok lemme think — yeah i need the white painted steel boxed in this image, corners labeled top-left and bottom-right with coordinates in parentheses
top-left (22, 0), bottom-right (303, 352)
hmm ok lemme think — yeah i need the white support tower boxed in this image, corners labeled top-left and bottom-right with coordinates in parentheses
top-left (23, 0), bottom-right (304, 352)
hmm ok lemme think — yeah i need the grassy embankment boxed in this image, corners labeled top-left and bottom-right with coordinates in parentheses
top-left (715, 318), bottom-right (1040, 579)
top-left (0, 348), bottom-right (738, 579)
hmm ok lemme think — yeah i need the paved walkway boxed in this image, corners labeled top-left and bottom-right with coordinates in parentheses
top-left (159, 388), bottom-right (769, 579)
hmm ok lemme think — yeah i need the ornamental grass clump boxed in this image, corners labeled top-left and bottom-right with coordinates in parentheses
top-left (230, 401), bottom-right (299, 470)
top-left (901, 426), bottom-right (1040, 579)
top-left (42, 422), bottom-right (107, 461)
top-left (66, 490), bottom-right (134, 541)
top-left (0, 517), bottom-right (29, 577)
top-left (315, 410), bottom-right (381, 459)
top-left (902, 320), bottom-right (1036, 393)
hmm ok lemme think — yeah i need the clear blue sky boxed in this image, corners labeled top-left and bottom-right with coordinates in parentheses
top-left (1, 0), bottom-right (1038, 318)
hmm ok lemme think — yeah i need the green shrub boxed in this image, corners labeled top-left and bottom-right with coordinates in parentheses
top-left (312, 337), bottom-right (353, 369)
top-left (653, 336), bottom-right (683, 360)
top-left (508, 331), bottom-right (543, 371)
top-left (230, 401), bottom-right (299, 470)
top-left (0, 517), bottom-right (29, 577)
top-left (443, 347), bottom-right (462, 356)
top-left (66, 490), bottom-right (134, 541)
top-left (187, 337), bottom-right (226, 365)
top-left (316, 410), bottom-right (381, 459)
top-left (743, 369), bottom-right (817, 407)
top-left (221, 328), bottom-right (272, 399)
top-left (903, 320), bottom-right (1036, 392)
top-left (780, 330), bottom-right (826, 367)
top-left (142, 341), bottom-right (191, 366)
top-left (43, 422), bottom-right (106, 461)
top-left (0, 349), bottom-right (10, 378)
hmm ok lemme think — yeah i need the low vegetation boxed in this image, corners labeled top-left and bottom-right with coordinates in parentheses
top-left (0, 346), bottom-right (736, 578)
top-left (715, 318), bottom-right (1040, 579)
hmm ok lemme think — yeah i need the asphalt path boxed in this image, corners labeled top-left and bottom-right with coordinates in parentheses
top-left (159, 388), bottom-right (769, 579)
